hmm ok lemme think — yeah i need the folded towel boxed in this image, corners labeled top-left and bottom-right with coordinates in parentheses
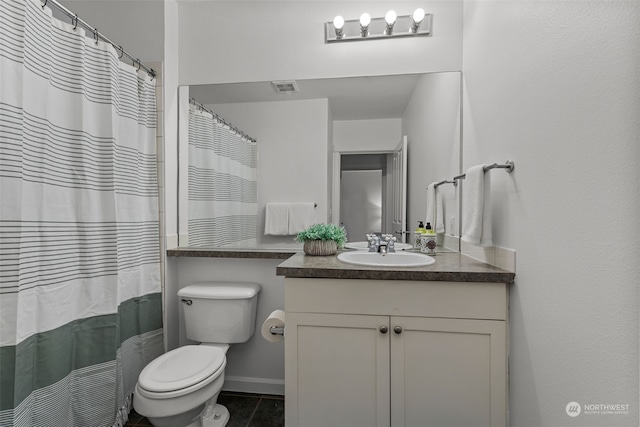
top-left (461, 165), bottom-right (492, 247)
top-left (435, 186), bottom-right (445, 234)
top-left (425, 182), bottom-right (437, 229)
top-left (264, 203), bottom-right (289, 235)
top-left (288, 202), bottom-right (315, 234)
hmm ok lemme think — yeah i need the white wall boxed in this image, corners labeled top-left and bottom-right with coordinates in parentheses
top-left (333, 119), bottom-right (402, 153)
top-left (173, 257), bottom-right (286, 395)
top-left (402, 72), bottom-right (461, 240)
top-left (463, 1), bottom-right (639, 426)
top-left (178, 1), bottom-right (463, 85)
top-left (209, 99), bottom-right (330, 246)
top-left (59, 0), bottom-right (164, 63)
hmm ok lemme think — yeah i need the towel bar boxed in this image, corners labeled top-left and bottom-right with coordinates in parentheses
top-left (434, 180), bottom-right (457, 188)
top-left (453, 160), bottom-right (514, 181)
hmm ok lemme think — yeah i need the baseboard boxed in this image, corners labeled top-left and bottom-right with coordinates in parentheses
top-left (461, 241), bottom-right (516, 272)
top-left (166, 234), bottom-right (179, 249)
top-left (494, 246), bottom-right (516, 272)
top-left (441, 234), bottom-right (459, 252)
top-left (223, 375), bottom-right (285, 396)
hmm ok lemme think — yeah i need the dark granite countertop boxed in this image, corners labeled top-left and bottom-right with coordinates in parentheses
top-left (276, 252), bottom-right (515, 283)
top-left (167, 246), bottom-right (299, 260)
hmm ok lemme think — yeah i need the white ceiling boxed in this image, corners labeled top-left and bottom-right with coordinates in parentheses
top-left (188, 74), bottom-right (424, 121)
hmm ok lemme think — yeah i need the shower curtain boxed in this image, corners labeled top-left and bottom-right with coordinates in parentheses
top-left (0, 1), bottom-right (163, 426)
top-left (188, 105), bottom-right (258, 247)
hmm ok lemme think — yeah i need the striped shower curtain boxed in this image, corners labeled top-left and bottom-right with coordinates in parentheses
top-left (188, 105), bottom-right (258, 247)
top-left (0, 1), bottom-right (163, 426)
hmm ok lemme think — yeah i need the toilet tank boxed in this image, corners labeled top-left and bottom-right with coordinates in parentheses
top-left (178, 282), bottom-right (261, 344)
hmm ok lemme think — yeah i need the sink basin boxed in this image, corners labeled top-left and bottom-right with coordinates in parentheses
top-left (344, 241), bottom-right (413, 251)
top-left (337, 251), bottom-right (435, 267)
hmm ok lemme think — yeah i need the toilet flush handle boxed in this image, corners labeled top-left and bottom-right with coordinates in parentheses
top-left (180, 298), bottom-right (193, 306)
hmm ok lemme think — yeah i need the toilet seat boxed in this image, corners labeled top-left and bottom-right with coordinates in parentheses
top-left (137, 345), bottom-right (226, 399)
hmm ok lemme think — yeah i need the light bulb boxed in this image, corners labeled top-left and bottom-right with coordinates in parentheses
top-left (385, 10), bottom-right (397, 26)
top-left (333, 15), bottom-right (344, 30)
top-left (359, 12), bottom-right (371, 27)
top-left (359, 12), bottom-right (371, 37)
top-left (412, 8), bottom-right (425, 24)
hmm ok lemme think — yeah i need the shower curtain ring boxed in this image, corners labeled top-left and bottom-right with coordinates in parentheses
top-left (41, 0), bottom-right (48, 9)
top-left (93, 28), bottom-right (99, 44)
top-left (134, 59), bottom-right (141, 71)
top-left (117, 45), bottom-right (124, 59)
top-left (72, 15), bottom-right (78, 30)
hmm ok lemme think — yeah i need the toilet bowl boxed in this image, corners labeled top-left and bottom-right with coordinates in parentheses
top-left (134, 345), bottom-right (228, 427)
top-left (133, 282), bottom-right (260, 427)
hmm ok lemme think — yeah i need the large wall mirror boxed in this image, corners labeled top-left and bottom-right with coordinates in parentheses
top-left (177, 72), bottom-right (462, 251)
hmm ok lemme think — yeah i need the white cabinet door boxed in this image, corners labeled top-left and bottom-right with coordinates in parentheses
top-left (390, 316), bottom-right (507, 427)
top-left (285, 312), bottom-right (390, 427)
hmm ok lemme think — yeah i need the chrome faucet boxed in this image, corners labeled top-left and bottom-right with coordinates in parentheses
top-left (366, 234), bottom-right (396, 255)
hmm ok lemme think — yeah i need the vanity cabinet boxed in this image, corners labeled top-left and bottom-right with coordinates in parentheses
top-left (284, 278), bottom-right (508, 427)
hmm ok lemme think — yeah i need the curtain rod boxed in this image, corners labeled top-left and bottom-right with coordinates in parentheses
top-left (453, 160), bottom-right (515, 181)
top-left (190, 99), bottom-right (257, 143)
top-left (42, 0), bottom-right (156, 78)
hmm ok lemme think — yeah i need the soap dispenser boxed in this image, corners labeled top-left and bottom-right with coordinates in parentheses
top-left (414, 221), bottom-right (426, 249)
top-left (421, 222), bottom-right (437, 254)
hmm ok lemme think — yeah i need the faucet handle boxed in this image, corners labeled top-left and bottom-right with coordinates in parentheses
top-left (384, 235), bottom-right (396, 252)
top-left (367, 234), bottom-right (379, 252)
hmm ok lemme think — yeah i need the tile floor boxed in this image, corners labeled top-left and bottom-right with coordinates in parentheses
top-left (124, 391), bottom-right (284, 427)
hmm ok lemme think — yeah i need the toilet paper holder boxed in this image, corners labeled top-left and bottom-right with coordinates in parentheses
top-left (269, 326), bottom-right (284, 336)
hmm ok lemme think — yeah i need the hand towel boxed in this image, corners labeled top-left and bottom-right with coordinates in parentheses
top-left (288, 202), bottom-right (315, 234)
top-left (461, 165), bottom-right (492, 247)
top-left (425, 182), bottom-right (437, 229)
top-left (265, 203), bottom-right (289, 235)
top-left (434, 186), bottom-right (445, 234)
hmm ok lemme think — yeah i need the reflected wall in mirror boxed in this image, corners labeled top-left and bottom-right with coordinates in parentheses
top-left (178, 72), bottom-right (461, 251)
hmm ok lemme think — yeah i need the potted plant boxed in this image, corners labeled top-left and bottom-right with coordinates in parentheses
top-left (295, 223), bottom-right (347, 256)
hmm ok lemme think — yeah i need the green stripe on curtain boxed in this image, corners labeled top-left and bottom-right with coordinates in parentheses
top-left (0, 293), bottom-right (162, 411)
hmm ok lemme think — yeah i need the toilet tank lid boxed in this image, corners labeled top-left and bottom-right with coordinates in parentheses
top-left (178, 282), bottom-right (261, 299)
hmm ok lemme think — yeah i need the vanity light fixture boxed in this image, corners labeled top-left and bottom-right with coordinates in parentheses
top-left (411, 8), bottom-right (426, 33)
top-left (325, 8), bottom-right (432, 43)
top-left (333, 15), bottom-right (344, 39)
top-left (359, 12), bottom-right (371, 37)
top-left (384, 10), bottom-right (397, 35)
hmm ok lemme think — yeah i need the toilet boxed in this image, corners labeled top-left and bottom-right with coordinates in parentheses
top-left (133, 282), bottom-right (261, 427)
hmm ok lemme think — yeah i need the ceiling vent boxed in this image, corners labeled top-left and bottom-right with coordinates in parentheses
top-left (271, 80), bottom-right (299, 94)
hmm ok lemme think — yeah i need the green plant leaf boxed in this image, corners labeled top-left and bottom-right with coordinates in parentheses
top-left (294, 223), bottom-right (347, 248)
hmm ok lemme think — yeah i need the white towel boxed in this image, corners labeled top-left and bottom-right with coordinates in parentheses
top-left (435, 186), bottom-right (445, 234)
top-left (461, 165), bottom-right (492, 247)
top-left (425, 182), bottom-right (437, 230)
top-left (264, 203), bottom-right (289, 235)
top-left (288, 202), bottom-right (315, 234)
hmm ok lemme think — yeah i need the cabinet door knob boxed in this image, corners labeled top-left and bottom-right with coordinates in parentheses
top-left (380, 325), bottom-right (388, 334)
top-left (394, 326), bottom-right (403, 334)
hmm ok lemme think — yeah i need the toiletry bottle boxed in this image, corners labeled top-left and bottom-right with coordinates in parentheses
top-left (421, 222), bottom-right (437, 254)
top-left (414, 221), bottom-right (426, 249)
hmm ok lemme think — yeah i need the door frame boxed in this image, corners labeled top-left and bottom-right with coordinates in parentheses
top-left (332, 149), bottom-right (394, 230)
top-left (332, 137), bottom-right (407, 242)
